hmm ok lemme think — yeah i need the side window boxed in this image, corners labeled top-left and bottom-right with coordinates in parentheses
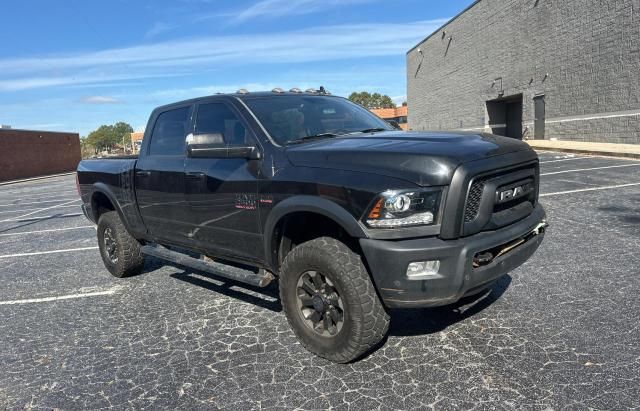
top-left (149, 106), bottom-right (190, 156)
top-left (195, 103), bottom-right (248, 146)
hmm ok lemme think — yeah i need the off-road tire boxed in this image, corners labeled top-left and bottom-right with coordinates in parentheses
top-left (279, 237), bottom-right (390, 363)
top-left (97, 211), bottom-right (145, 278)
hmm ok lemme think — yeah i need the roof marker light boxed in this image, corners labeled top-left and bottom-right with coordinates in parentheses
top-left (236, 89), bottom-right (249, 94)
top-left (272, 88), bottom-right (285, 93)
top-left (289, 88), bottom-right (302, 93)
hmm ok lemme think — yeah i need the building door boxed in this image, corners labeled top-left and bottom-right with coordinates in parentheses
top-left (534, 95), bottom-right (546, 140)
top-left (505, 100), bottom-right (523, 139)
top-left (486, 94), bottom-right (523, 139)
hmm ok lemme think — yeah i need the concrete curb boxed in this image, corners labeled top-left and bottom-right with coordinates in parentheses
top-left (0, 172), bottom-right (76, 186)
top-left (526, 141), bottom-right (640, 160)
top-left (531, 147), bottom-right (640, 160)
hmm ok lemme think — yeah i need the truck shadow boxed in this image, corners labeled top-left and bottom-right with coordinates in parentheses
top-left (169, 268), bottom-right (283, 313)
top-left (0, 213), bottom-right (80, 234)
top-left (598, 203), bottom-right (640, 226)
top-left (158, 255), bottom-right (511, 333)
top-left (388, 274), bottom-right (512, 337)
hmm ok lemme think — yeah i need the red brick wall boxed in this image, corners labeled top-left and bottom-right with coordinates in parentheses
top-left (0, 129), bottom-right (81, 182)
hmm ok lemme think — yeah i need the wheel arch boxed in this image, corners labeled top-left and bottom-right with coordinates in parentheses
top-left (263, 196), bottom-right (368, 271)
top-left (90, 183), bottom-right (130, 231)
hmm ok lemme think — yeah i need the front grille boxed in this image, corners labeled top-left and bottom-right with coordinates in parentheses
top-left (464, 179), bottom-right (485, 222)
top-left (460, 164), bottom-right (538, 237)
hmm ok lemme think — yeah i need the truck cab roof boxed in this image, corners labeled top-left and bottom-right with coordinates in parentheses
top-left (154, 89), bottom-right (339, 111)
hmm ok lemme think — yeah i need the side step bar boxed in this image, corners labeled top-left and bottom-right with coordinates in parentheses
top-left (140, 245), bottom-right (275, 288)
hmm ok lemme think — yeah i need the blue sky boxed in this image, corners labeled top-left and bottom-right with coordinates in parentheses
top-left (0, 0), bottom-right (472, 136)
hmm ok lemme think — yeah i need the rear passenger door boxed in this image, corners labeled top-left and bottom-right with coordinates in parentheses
top-left (135, 105), bottom-right (192, 243)
top-left (183, 101), bottom-right (263, 262)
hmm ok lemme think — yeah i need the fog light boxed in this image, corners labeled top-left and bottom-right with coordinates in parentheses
top-left (406, 260), bottom-right (440, 279)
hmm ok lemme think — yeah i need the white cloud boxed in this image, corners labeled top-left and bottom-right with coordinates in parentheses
top-left (0, 19), bottom-right (447, 91)
top-left (228, 0), bottom-right (375, 24)
top-left (391, 95), bottom-right (407, 105)
top-left (0, 71), bottom-right (195, 92)
top-left (144, 22), bottom-right (178, 39)
top-left (80, 96), bottom-right (122, 104)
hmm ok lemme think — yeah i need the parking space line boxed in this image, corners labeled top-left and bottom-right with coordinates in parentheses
top-left (0, 199), bottom-right (79, 223)
top-left (0, 194), bottom-right (78, 203)
top-left (540, 182), bottom-right (640, 197)
top-left (0, 198), bottom-right (80, 208)
top-left (0, 189), bottom-right (76, 198)
top-left (540, 163), bottom-right (640, 176)
top-left (3, 212), bottom-right (83, 222)
top-left (0, 204), bottom-right (79, 215)
top-left (0, 286), bottom-right (121, 306)
top-left (0, 192), bottom-right (78, 200)
top-left (0, 226), bottom-right (94, 237)
top-left (0, 246), bottom-right (98, 259)
top-left (539, 157), bottom-right (589, 164)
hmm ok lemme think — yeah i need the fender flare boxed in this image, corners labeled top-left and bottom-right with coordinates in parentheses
top-left (89, 183), bottom-right (131, 231)
top-left (263, 195), bottom-right (368, 269)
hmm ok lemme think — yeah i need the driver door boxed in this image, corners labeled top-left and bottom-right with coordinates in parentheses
top-left (182, 100), bottom-right (263, 262)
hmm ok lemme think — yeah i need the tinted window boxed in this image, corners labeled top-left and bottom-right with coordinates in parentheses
top-left (195, 103), bottom-right (248, 145)
top-left (243, 96), bottom-right (392, 145)
top-left (149, 106), bottom-right (190, 156)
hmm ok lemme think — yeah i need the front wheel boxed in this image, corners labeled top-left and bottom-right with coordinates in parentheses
top-left (279, 237), bottom-right (390, 363)
top-left (97, 211), bottom-right (145, 278)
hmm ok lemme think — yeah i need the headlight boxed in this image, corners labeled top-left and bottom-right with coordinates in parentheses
top-left (364, 189), bottom-right (442, 229)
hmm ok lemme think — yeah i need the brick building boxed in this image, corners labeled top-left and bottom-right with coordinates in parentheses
top-left (407, 0), bottom-right (640, 143)
top-left (371, 105), bottom-right (409, 130)
top-left (0, 128), bottom-right (81, 182)
top-left (130, 132), bottom-right (144, 153)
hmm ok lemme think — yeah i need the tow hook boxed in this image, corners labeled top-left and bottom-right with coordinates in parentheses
top-left (472, 220), bottom-right (548, 268)
top-left (532, 220), bottom-right (549, 236)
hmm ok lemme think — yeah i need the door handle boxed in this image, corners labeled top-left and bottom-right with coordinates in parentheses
top-left (136, 171), bottom-right (151, 177)
top-left (185, 172), bottom-right (206, 180)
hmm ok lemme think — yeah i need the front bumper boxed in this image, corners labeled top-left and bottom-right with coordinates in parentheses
top-left (359, 204), bottom-right (546, 308)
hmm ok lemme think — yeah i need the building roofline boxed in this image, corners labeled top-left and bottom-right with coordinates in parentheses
top-left (407, 0), bottom-right (482, 54)
top-left (0, 128), bottom-right (79, 136)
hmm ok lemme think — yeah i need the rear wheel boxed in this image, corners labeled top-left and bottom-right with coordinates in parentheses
top-left (97, 211), bottom-right (145, 278)
top-left (279, 237), bottom-right (390, 363)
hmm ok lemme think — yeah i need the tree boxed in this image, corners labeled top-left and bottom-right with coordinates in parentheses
top-left (348, 91), bottom-right (395, 109)
top-left (112, 122), bottom-right (134, 146)
top-left (84, 121), bottom-right (134, 155)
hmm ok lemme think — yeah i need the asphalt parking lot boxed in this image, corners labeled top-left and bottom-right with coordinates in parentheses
top-left (1, 152), bottom-right (639, 410)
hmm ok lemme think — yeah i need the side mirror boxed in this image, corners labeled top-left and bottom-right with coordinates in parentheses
top-left (228, 145), bottom-right (262, 160)
top-left (387, 120), bottom-right (402, 130)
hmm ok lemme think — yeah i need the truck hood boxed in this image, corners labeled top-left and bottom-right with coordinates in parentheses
top-left (284, 131), bottom-right (533, 186)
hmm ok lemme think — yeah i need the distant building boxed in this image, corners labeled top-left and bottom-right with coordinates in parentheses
top-left (0, 128), bottom-right (81, 181)
top-left (371, 105), bottom-right (408, 130)
top-left (130, 132), bottom-right (144, 153)
top-left (407, 0), bottom-right (640, 144)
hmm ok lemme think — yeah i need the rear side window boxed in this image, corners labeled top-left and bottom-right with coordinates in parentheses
top-left (149, 106), bottom-right (190, 156)
top-left (195, 103), bottom-right (248, 146)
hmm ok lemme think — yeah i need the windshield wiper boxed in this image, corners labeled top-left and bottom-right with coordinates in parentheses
top-left (287, 133), bottom-right (339, 145)
top-left (344, 128), bottom-right (388, 136)
top-left (357, 128), bottom-right (388, 134)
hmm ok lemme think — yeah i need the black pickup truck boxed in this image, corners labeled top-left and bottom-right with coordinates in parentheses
top-left (77, 89), bottom-right (547, 363)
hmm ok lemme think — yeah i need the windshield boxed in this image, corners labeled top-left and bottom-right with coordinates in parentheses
top-left (242, 95), bottom-right (393, 145)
